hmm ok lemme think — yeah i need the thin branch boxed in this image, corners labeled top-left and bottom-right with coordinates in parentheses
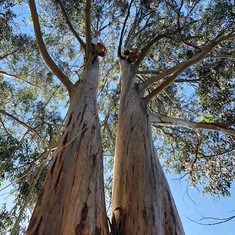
top-left (0, 109), bottom-right (40, 137)
top-left (144, 33), bottom-right (235, 102)
top-left (142, 52), bottom-right (234, 89)
top-left (135, 34), bottom-right (176, 66)
top-left (85, 0), bottom-right (92, 62)
top-left (128, 17), bottom-right (162, 47)
top-left (12, 153), bottom-right (49, 234)
top-left (219, 121), bottom-right (235, 127)
top-left (174, 78), bottom-right (200, 83)
top-left (29, 0), bottom-right (75, 95)
top-left (141, 61), bottom-right (187, 90)
top-left (207, 54), bottom-right (235, 59)
top-left (124, 10), bottom-right (153, 48)
top-left (151, 113), bottom-right (235, 136)
top-left (177, 0), bottom-right (184, 26)
top-left (0, 118), bottom-right (11, 136)
top-left (0, 49), bottom-right (18, 60)
top-left (0, 109), bottom-right (58, 149)
top-left (201, 148), bottom-right (235, 159)
top-left (100, 21), bottom-right (113, 32)
top-left (124, 11), bottom-right (139, 48)
top-left (0, 70), bottom-right (25, 79)
top-left (187, 215), bottom-right (235, 226)
top-left (142, 34), bottom-right (235, 90)
top-left (172, 172), bottom-right (189, 180)
top-left (118, 0), bottom-right (134, 58)
top-left (57, 0), bottom-right (85, 49)
top-left (176, 0), bottom-right (201, 50)
top-left (137, 70), bottom-right (159, 75)
top-left (0, 70), bottom-right (46, 90)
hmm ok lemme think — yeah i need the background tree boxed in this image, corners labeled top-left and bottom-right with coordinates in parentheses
top-left (0, 0), bottom-right (234, 234)
top-left (1, 1), bottom-right (66, 233)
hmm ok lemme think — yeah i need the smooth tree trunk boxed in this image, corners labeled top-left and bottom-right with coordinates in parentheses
top-left (112, 60), bottom-right (185, 235)
top-left (27, 59), bottom-right (108, 235)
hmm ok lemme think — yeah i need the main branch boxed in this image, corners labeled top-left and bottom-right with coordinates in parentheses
top-left (118, 0), bottom-right (134, 58)
top-left (141, 60), bottom-right (189, 90)
top-left (151, 113), bottom-right (235, 136)
top-left (144, 33), bottom-right (235, 102)
top-left (141, 52), bottom-right (235, 89)
top-left (29, 0), bottom-right (75, 96)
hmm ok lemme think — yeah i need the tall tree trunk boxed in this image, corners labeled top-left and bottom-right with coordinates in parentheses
top-left (27, 59), bottom-right (108, 235)
top-left (112, 60), bottom-right (185, 235)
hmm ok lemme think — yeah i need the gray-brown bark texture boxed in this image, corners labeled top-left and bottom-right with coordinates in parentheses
top-left (112, 60), bottom-right (185, 235)
top-left (26, 59), bottom-right (108, 235)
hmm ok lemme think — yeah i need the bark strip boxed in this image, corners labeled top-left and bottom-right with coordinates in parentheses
top-left (112, 60), bottom-right (185, 235)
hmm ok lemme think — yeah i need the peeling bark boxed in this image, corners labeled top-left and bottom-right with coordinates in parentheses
top-left (26, 59), bottom-right (108, 235)
top-left (112, 60), bottom-right (185, 235)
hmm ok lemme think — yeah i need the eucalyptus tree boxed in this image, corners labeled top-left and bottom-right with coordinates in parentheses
top-left (112, 0), bottom-right (235, 234)
top-left (0, 0), bottom-right (235, 234)
top-left (25, 0), bottom-right (120, 234)
top-left (1, 0), bottom-right (122, 234)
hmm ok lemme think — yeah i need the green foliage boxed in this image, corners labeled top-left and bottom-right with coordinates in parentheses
top-left (0, 0), bottom-right (15, 40)
top-left (200, 114), bottom-right (214, 122)
top-left (121, 0), bottom-right (235, 199)
top-left (0, 0), bottom-right (234, 232)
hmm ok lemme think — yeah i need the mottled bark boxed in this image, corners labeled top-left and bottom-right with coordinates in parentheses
top-left (26, 59), bottom-right (108, 235)
top-left (112, 60), bottom-right (185, 235)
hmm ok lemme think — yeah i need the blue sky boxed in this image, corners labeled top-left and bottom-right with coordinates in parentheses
top-left (1, 2), bottom-right (234, 234)
top-left (167, 173), bottom-right (235, 235)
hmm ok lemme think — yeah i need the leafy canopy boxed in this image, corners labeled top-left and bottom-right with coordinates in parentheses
top-left (0, 0), bottom-right (234, 232)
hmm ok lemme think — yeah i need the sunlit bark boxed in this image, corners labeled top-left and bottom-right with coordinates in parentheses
top-left (112, 60), bottom-right (185, 235)
top-left (26, 60), bottom-right (108, 235)
top-left (151, 113), bottom-right (235, 137)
